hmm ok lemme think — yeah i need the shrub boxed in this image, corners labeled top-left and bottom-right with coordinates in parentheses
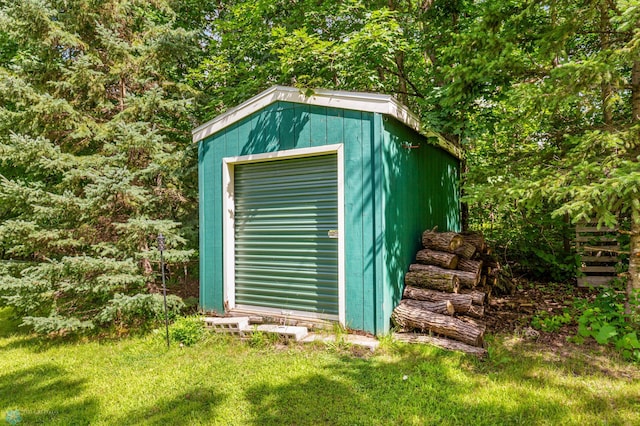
top-left (574, 289), bottom-right (640, 362)
top-left (96, 293), bottom-right (185, 330)
top-left (531, 310), bottom-right (573, 333)
top-left (169, 316), bottom-right (205, 346)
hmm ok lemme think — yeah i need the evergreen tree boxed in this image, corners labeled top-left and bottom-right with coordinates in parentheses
top-left (457, 0), bottom-right (640, 300)
top-left (0, 0), bottom-right (198, 333)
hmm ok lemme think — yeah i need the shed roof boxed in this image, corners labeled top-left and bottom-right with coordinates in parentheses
top-left (192, 85), bottom-right (462, 159)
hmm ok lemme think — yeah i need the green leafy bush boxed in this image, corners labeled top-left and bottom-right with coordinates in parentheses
top-left (169, 316), bottom-right (205, 346)
top-left (531, 310), bottom-right (573, 332)
top-left (97, 294), bottom-right (185, 329)
top-left (575, 290), bottom-right (640, 362)
top-left (466, 204), bottom-right (579, 282)
top-left (0, 0), bottom-right (197, 335)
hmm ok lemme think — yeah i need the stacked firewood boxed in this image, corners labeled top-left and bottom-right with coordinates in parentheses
top-left (392, 230), bottom-right (502, 352)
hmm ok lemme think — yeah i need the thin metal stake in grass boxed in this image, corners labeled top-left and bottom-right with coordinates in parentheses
top-left (158, 233), bottom-right (169, 349)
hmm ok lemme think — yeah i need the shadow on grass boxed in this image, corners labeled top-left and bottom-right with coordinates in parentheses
top-left (0, 364), bottom-right (99, 424)
top-left (243, 345), bottom-right (575, 425)
top-left (0, 334), bottom-right (89, 354)
top-left (0, 307), bottom-right (166, 354)
top-left (0, 307), bottom-right (94, 354)
top-left (110, 387), bottom-right (226, 425)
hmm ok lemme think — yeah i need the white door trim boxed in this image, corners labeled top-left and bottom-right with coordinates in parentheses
top-left (222, 144), bottom-right (345, 325)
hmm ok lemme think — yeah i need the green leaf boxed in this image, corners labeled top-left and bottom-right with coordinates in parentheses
top-left (594, 324), bottom-right (618, 345)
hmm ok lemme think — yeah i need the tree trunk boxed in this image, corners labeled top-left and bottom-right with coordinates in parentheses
top-left (563, 213), bottom-right (572, 255)
top-left (405, 270), bottom-right (460, 293)
top-left (393, 332), bottom-right (487, 357)
top-left (483, 258), bottom-right (501, 271)
top-left (455, 242), bottom-right (476, 259)
top-left (457, 315), bottom-right (487, 330)
top-left (461, 231), bottom-right (486, 253)
top-left (395, 51), bottom-right (408, 105)
top-left (630, 57), bottom-right (640, 312)
top-left (391, 302), bottom-right (485, 347)
top-left (403, 286), bottom-right (473, 313)
top-left (479, 275), bottom-right (487, 287)
top-left (141, 241), bottom-right (158, 293)
top-left (422, 231), bottom-right (463, 253)
top-left (628, 209), bottom-right (640, 314)
top-left (458, 289), bottom-right (487, 306)
top-left (599, 0), bottom-right (613, 125)
top-left (400, 298), bottom-right (455, 316)
top-left (457, 258), bottom-right (483, 275)
top-left (465, 303), bottom-right (485, 319)
top-left (410, 263), bottom-right (479, 288)
top-left (633, 60), bottom-right (640, 122)
top-left (416, 249), bottom-right (459, 269)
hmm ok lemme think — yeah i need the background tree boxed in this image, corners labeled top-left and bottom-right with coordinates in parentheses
top-left (1, 0), bottom-right (638, 334)
top-left (0, 0), bottom-right (199, 333)
top-left (458, 0), bottom-right (640, 302)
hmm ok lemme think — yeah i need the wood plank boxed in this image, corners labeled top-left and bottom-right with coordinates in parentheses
top-left (576, 226), bottom-right (617, 233)
top-left (576, 236), bottom-right (619, 243)
top-left (309, 105), bottom-right (327, 147)
top-left (279, 105), bottom-right (296, 150)
top-left (580, 256), bottom-right (619, 262)
top-left (360, 111), bottom-right (374, 332)
top-left (293, 104), bottom-right (311, 148)
top-left (580, 245), bottom-right (623, 254)
top-left (581, 266), bottom-right (617, 273)
top-left (211, 132), bottom-right (226, 309)
top-left (344, 108), bottom-right (364, 330)
top-left (577, 276), bottom-right (615, 287)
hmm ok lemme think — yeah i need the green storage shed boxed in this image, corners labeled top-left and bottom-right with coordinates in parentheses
top-left (194, 86), bottom-right (461, 335)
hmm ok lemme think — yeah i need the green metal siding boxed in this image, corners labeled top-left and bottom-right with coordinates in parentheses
top-left (234, 154), bottom-right (339, 315)
top-left (198, 100), bottom-right (460, 335)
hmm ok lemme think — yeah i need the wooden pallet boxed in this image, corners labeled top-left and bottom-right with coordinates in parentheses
top-left (576, 223), bottom-right (620, 287)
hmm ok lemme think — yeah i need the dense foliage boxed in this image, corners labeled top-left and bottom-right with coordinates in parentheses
top-left (0, 0), bottom-right (197, 333)
top-left (0, 0), bottom-right (638, 334)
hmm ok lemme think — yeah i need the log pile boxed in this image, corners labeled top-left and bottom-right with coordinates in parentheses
top-left (392, 230), bottom-right (508, 356)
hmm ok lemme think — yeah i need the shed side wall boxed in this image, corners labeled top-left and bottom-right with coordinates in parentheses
top-left (379, 116), bottom-right (461, 334)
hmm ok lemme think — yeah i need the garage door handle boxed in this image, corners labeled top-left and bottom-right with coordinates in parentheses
top-left (327, 230), bottom-right (338, 238)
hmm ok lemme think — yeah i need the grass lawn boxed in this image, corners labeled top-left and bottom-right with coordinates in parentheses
top-left (1, 308), bottom-right (639, 426)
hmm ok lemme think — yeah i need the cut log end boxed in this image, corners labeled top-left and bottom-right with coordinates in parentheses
top-left (402, 298), bottom-right (455, 316)
top-left (422, 231), bottom-right (464, 253)
top-left (409, 263), bottom-right (476, 290)
top-left (403, 286), bottom-right (473, 313)
top-left (416, 249), bottom-right (459, 269)
top-left (458, 289), bottom-right (487, 306)
top-left (405, 269), bottom-right (460, 293)
top-left (455, 242), bottom-right (477, 260)
top-left (391, 301), bottom-right (485, 347)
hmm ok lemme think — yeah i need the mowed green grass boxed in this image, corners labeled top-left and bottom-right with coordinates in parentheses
top-left (1, 308), bottom-right (639, 426)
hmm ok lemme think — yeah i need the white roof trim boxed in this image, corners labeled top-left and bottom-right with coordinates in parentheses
top-left (192, 85), bottom-right (462, 159)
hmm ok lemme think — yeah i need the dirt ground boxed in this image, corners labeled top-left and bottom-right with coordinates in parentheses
top-left (486, 278), bottom-right (601, 346)
top-left (174, 271), bottom-right (622, 356)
